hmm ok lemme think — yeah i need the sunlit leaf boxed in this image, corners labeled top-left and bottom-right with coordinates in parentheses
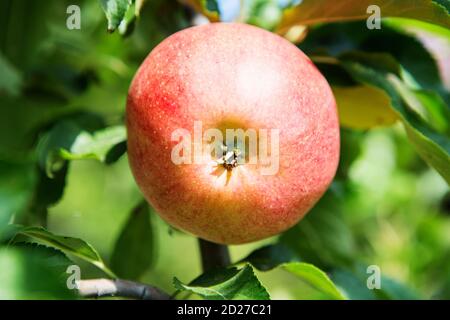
top-left (181, 0), bottom-right (221, 22)
top-left (100, 0), bottom-right (132, 32)
top-left (383, 18), bottom-right (450, 90)
top-left (302, 21), bottom-right (448, 103)
top-left (333, 85), bottom-right (398, 129)
top-left (244, 0), bottom-right (283, 30)
top-left (174, 264), bottom-right (270, 300)
top-left (59, 126), bottom-right (126, 163)
top-left (12, 226), bottom-right (116, 278)
top-left (37, 116), bottom-right (125, 178)
top-left (240, 244), bottom-right (345, 299)
top-left (278, 0), bottom-right (450, 33)
top-left (340, 58), bottom-right (450, 184)
top-left (283, 262), bottom-right (346, 300)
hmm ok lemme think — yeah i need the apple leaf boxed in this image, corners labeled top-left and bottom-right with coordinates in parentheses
top-left (412, 90), bottom-right (450, 133)
top-left (383, 18), bottom-right (450, 89)
top-left (339, 57), bottom-right (450, 184)
top-left (0, 161), bottom-right (36, 230)
top-left (239, 243), bottom-right (301, 271)
top-left (303, 21), bottom-right (449, 130)
top-left (240, 242), bottom-right (345, 299)
top-left (239, 243), bottom-right (345, 299)
top-left (302, 21), bottom-right (447, 103)
top-left (243, 0), bottom-right (284, 30)
top-left (283, 262), bottom-right (346, 300)
top-left (99, 0), bottom-right (148, 35)
top-left (332, 85), bottom-right (399, 129)
top-left (0, 224), bottom-right (23, 244)
top-left (0, 52), bottom-right (22, 96)
top-left (11, 226), bottom-right (116, 278)
top-left (29, 163), bottom-right (68, 226)
top-left (59, 125), bottom-right (127, 163)
top-left (36, 113), bottom-right (104, 177)
top-left (280, 185), bottom-right (356, 269)
top-left (173, 264), bottom-right (270, 300)
top-left (0, 246), bottom-right (75, 299)
top-left (182, 0), bottom-right (220, 22)
top-left (37, 117), bottom-right (125, 178)
top-left (330, 266), bottom-right (420, 300)
top-left (278, 0), bottom-right (450, 33)
top-left (110, 201), bottom-right (154, 281)
top-left (13, 242), bottom-right (73, 275)
top-left (99, 0), bottom-right (131, 32)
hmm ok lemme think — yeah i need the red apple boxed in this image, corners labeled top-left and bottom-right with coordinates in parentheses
top-left (126, 23), bottom-right (339, 244)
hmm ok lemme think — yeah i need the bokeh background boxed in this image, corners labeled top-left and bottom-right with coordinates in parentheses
top-left (0, 0), bottom-right (449, 299)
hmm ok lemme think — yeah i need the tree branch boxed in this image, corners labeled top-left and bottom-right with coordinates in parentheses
top-left (77, 279), bottom-right (170, 300)
top-left (198, 238), bottom-right (231, 272)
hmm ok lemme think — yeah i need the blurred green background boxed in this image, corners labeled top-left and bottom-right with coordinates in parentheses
top-left (0, 0), bottom-right (449, 299)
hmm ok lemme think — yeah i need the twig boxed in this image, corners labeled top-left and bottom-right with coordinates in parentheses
top-left (76, 278), bottom-right (170, 300)
top-left (198, 238), bottom-right (231, 272)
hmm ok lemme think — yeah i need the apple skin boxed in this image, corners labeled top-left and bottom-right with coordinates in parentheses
top-left (126, 23), bottom-right (339, 244)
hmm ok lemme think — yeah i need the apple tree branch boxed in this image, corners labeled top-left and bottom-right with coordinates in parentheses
top-left (76, 278), bottom-right (170, 300)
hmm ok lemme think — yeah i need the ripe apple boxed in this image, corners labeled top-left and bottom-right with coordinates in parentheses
top-left (126, 23), bottom-right (339, 244)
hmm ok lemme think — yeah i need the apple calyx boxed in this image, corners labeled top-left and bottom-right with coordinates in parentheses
top-left (216, 145), bottom-right (242, 171)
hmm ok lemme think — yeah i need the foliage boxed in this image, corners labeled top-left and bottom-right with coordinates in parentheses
top-left (0, 0), bottom-right (448, 300)
top-left (174, 264), bottom-right (270, 300)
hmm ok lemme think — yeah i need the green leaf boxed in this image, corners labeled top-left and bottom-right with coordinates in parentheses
top-left (36, 113), bottom-right (105, 177)
top-left (100, 0), bottom-right (132, 32)
top-left (330, 269), bottom-right (377, 300)
top-left (332, 84), bottom-right (399, 129)
top-left (241, 244), bottom-right (345, 299)
top-left (330, 266), bottom-right (421, 300)
top-left (303, 22), bottom-right (448, 104)
top-left (0, 224), bottom-right (23, 244)
top-left (0, 52), bottom-right (22, 96)
top-left (59, 125), bottom-right (127, 163)
top-left (336, 129), bottom-right (364, 179)
top-left (12, 226), bottom-right (116, 278)
top-left (244, 0), bottom-right (283, 30)
top-left (280, 185), bottom-right (356, 269)
top-left (340, 57), bottom-right (450, 184)
top-left (240, 243), bottom-right (301, 271)
top-left (174, 264), bottom-right (270, 300)
top-left (0, 161), bottom-right (36, 229)
top-left (99, 0), bottom-right (148, 35)
top-left (183, 0), bottom-right (221, 22)
top-left (0, 246), bottom-right (75, 299)
top-left (28, 163), bottom-right (68, 226)
top-left (383, 17), bottom-right (450, 90)
top-left (410, 90), bottom-right (450, 134)
top-left (13, 242), bottom-right (73, 275)
top-left (37, 116), bottom-right (124, 178)
top-left (110, 201), bottom-right (154, 280)
top-left (283, 262), bottom-right (346, 300)
top-left (379, 276), bottom-right (421, 300)
top-left (278, 0), bottom-right (450, 33)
